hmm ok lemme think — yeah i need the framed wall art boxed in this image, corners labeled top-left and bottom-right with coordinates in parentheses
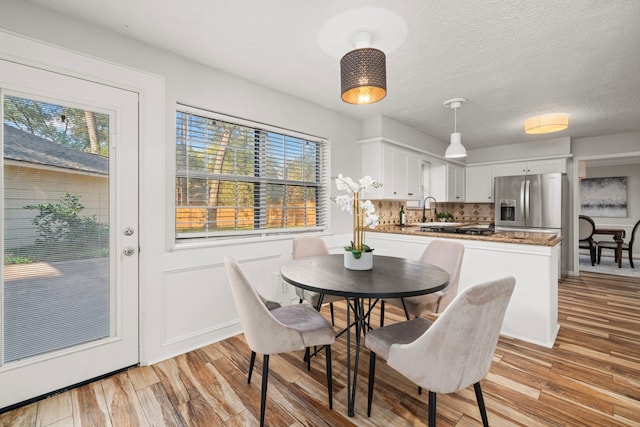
top-left (580, 176), bottom-right (627, 217)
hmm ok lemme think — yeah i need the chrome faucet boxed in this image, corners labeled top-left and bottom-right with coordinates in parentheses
top-left (422, 196), bottom-right (437, 222)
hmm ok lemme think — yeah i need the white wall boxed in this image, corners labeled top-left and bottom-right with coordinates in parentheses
top-left (0, 0), bottom-right (359, 365)
top-left (572, 131), bottom-right (640, 158)
top-left (466, 137), bottom-right (571, 164)
top-left (361, 114), bottom-right (449, 155)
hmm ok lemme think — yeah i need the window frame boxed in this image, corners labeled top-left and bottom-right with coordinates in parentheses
top-left (175, 104), bottom-right (329, 241)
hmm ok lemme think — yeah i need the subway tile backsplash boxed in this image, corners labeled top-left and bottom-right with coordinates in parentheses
top-left (373, 200), bottom-right (495, 226)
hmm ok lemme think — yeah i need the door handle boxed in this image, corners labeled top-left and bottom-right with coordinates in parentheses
top-left (524, 180), bottom-right (530, 219)
top-left (122, 247), bottom-right (135, 256)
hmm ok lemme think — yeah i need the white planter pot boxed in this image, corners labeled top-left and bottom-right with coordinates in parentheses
top-left (344, 251), bottom-right (373, 270)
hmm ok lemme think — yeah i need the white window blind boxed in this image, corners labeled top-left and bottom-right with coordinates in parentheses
top-left (175, 106), bottom-right (329, 239)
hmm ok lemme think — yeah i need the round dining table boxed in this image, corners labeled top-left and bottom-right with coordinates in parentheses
top-left (280, 254), bottom-right (450, 417)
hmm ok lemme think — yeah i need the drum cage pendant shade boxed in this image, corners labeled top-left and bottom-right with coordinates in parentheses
top-left (340, 48), bottom-right (387, 105)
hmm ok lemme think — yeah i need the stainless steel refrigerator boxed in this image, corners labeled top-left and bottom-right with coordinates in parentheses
top-left (494, 172), bottom-right (568, 275)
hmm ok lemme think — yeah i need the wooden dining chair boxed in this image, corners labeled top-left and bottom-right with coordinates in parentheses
top-left (365, 276), bottom-right (516, 427)
top-left (292, 236), bottom-right (342, 325)
top-left (578, 215), bottom-right (597, 266)
top-left (596, 219), bottom-right (640, 268)
top-left (224, 256), bottom-right (335, 426)
top-left (379, 239), bottom-right (465, 326)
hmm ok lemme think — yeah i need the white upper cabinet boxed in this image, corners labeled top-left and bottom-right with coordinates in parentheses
top-left (465, 164), bottom-right (494, 203)
top-left (360, 141), bottom-right (422, 200)
top-left (493, 159), bottom-right (567, 177)
top-left (447, 163), bottom-right (466, 202)
top-left (430, 162), bottom-right (465, 202)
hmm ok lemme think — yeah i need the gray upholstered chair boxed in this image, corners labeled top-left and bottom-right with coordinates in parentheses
top-left (596, 219), bottom-right (640, 268)
top-left (578, 215), bottom-right (597, 266)
top-left (366, 276), bottom-right (516, 427)
top-left (224, 256), bottom-right (335, 426)
top-left (293, 236), bottom-right (342, 325)
top-left (380, 239), bottom-right (465, 326)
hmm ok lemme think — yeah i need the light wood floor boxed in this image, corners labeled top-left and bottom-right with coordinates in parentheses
top-left (2, 271), bottom-right (639, 426)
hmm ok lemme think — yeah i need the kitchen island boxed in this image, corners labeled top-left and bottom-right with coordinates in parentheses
top-left (366, 225), bottom-right (562, 348)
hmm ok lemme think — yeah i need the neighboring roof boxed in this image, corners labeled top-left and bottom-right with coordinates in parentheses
top-left (3, 123), bottom-right (108, 175)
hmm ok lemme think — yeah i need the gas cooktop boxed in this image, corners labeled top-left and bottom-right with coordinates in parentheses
top-left (419, 225), bottom-right (495, 236)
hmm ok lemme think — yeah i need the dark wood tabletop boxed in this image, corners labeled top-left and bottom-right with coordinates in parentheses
top-left (280, 254), bottom-right (450, 299)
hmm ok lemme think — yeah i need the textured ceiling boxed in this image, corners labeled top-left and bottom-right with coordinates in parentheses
top-left (23, 0), bottom-right (640, 151)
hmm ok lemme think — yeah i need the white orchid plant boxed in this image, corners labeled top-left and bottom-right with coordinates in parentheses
top-left (333, 174), bottom-right (382, 259)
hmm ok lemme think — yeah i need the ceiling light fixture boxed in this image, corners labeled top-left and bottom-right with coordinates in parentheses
top-left (340, 32), bottom-right (386, 105)
top-left (443, 98), bottom-right (467, 158)
top-left (524, 113), bottom-right (569, 134)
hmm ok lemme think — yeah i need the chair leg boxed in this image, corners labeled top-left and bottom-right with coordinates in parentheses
top-left (248, 351), bottom-right (256, 384)
top-left (474, 382), bottom-right (489, 427)
top-left (260, 354), bottom-right (270, 427)
top-left (428, 391), bottom-right (436, 427)
top-left (590, 245), bottom-right (596, 266)
top-left (325, 345), bottom-right (333, 409)
top-left (330, 302), bottom-right (335, 326)
top-left (305, 347), bottom-right (311, 371)
top-left (630, 249), bottom-right (635, 268)
top-left (597, 246), bottom-right (602, 264)
top-left (367, 351), bottom-right (376, 417)
top-left (379, 301), bottom-right (385, 327)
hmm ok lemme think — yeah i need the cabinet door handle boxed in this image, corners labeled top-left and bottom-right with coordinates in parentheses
top-left (407, 192), bottom-right (413, 196)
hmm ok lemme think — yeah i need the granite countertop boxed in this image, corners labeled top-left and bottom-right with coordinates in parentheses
top-left (372, 224), bottom-right (562, 246)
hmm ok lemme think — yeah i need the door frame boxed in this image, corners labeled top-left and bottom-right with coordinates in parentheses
top-left (0, 30), bottom-right (165, 365)
top-left (572, 151), bottom-right (640, 276)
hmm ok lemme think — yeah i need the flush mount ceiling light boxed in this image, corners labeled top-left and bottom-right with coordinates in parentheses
top-left (340, 31), bottom-right (386, 105)
top-left (524, 113), bottom-right (569, 134)
top-left (443, 98), bottom-right (467, 158)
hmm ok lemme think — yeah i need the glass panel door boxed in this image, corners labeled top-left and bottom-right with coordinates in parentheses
top-left (0, 59), bottom-right (139, 409)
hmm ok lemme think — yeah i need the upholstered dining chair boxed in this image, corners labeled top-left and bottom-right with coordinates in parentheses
top-left (578, 215), bottom-right (597, 266)
top-left (292, 236), bottom-right (343, 325)
top-left (596, 218), bottom-right (640, 268)
top-left (379, 239), bottom-right (465, 326)
top-left (224, 256), bottom-right (335, 426)
top-left (365, 276), bottom-right (515, 427)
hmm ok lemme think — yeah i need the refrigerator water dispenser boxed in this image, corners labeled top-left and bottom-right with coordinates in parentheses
top-left (500, 199), bottom-right (516, 221)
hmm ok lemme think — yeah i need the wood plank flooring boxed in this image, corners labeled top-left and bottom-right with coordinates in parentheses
top-left (1, 271), bottom-right (639, 426)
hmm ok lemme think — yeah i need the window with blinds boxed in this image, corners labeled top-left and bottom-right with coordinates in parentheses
top-left (175, 106), bottom-right (329, 239)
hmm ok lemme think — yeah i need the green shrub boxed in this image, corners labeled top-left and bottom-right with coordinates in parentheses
top-left (24, 192), bottom-right (108, 245)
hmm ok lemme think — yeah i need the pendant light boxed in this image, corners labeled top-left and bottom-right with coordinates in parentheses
top-left (443, 98), bottom-right (467, 158)
top-left (340, 32), bottom-right (387, 105)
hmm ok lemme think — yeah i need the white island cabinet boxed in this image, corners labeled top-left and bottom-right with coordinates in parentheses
top-left (366, 232), bottom-right (560, 348)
